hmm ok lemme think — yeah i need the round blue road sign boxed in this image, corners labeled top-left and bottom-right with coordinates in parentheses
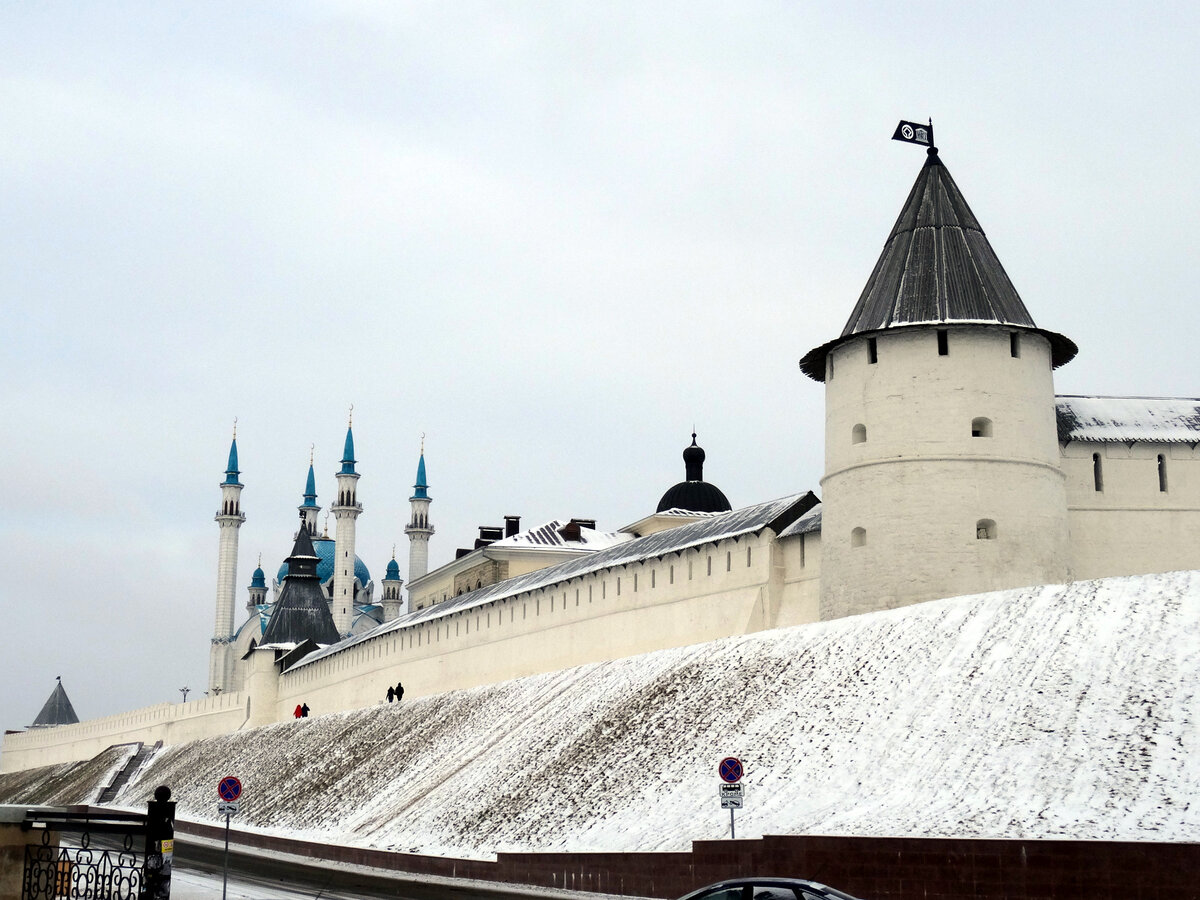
top-left (218, 776), bottom-right (242, 801)
top-left (719, 757), bottom-right (743, 783)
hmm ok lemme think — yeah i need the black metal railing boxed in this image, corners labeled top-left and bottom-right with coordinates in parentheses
top-left (22, 831), bottom-right (144, 900)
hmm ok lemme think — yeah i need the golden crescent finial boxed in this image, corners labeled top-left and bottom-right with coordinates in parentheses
top-left (392, 543), bottom-right (396, 559)
top-left (258, 551), bottom-right (262, 567)
top-left (348, 403), bottom-right (354, 427)
top-left (310, 443), bottom-right (314, 465)
top-left (420, 432), bottom-right (425, 454)
top-left (232, 416), bottom-right (238, 439)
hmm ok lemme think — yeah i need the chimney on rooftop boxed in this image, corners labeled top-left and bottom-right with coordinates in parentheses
top-left (504, 515), bottom-right (521, 538)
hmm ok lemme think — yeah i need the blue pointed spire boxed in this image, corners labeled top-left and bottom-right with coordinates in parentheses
top-left (411, 450), bottom-right (428, 499)
top-left (224, 437), bottom-right (241, 486)
top-left (340, 426), bottom-right (357, 474)
top-left (302, 463), bottom-right (318, 508)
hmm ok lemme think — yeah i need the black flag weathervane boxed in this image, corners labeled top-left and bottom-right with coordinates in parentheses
top-left (892, 119), bottom-right (935, 150)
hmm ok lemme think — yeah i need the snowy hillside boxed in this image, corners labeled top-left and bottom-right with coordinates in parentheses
top-left (109, 572), bottom-right (1199, 856)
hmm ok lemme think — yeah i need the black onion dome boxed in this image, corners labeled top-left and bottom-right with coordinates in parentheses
top-left (656, 433), bottom-right (732, 514)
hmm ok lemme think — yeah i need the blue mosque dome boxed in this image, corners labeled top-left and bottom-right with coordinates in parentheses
top-left (277, 536), bottom-right (371, 587)
top-left (384, 557), bottom-right (401, 581)
top-left (250, 566), bottom-right (267, 589)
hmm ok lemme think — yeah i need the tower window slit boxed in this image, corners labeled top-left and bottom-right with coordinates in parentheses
top-left (852, 424), bottom-right (867, 444)
top-left (1010, 332), bottom-right (1021, 357)
top-left (1093, 453), bottom-right (1104, 492)
top-left (1158, 454), bottom-right (1168, 492)
top-left (867, 338), bottom-right (877, 364)
top-left (937, 329), bottom-right (949, 356)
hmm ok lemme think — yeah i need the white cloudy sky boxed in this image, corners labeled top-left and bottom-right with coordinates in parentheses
top-left (2, 2), bottom-right (1198, 730)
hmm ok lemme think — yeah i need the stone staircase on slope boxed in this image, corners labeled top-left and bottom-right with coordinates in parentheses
top-left (97, 740), bottom-right (162, 805)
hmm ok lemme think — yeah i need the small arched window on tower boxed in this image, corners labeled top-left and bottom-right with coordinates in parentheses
top-left (976, 519), bottom-right (996, 540)
top-left (1093, 453), bottom-right (1104, 492)
top-left (1158, 454), bottom-right (1168, 492)
top-left (867, 338), bottom-right (878, 364)
top-left (937, 329), bottom-right (949, 356)
top-left (851, 527), bottom-right (866, 548)
top-left (1010, 332), bottom-right (1021, 358)
top-left (971, 417), bottom-right (993, 438)
top-left (852, 424), bottom-right (867, 444)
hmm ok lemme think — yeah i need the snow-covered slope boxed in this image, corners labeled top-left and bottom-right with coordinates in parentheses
top-left (119, 572), bottom-right (1198, 857)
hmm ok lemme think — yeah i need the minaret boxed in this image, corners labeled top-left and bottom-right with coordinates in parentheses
top-left (404, 437), bottom-right (434, 584)
top-left (381, 548), bottom-right (405, 622)
top-left (330, 410), bottom-right (362, 637)
top-left (298, 447), bottom-right (320, 537)
top-left (246, 554), bottom-right (268, 615)
top-left (210, 425), bottom-right (246, 694)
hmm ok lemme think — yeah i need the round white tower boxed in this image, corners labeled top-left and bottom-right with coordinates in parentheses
top-left (800, 147), bottom-right (1077, 619)
top-left (404, 439), bottom-right (434, 584)
top-left (209, 429), bottom-right (245, 693)
top-left (330, 416), bottom-right (361, 637)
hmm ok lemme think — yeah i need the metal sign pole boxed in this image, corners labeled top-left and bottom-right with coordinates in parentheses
top-left (730, 807), bottom-right (735, 840)
top-left (221, 812), bottom-right (231, 900)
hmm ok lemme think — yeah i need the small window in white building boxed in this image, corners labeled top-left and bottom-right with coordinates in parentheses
top-left (670, 565), bottom-right (674, 584)
top-left (651, 569), bottom-right (656, 588)
top-left (726, 551), bottom-right (732, 571)
top-left (1093, 453), bottom-right (1104, 492)
top-left (707, 556), bottom-right (712, 576)
top-left (1010, 332), bottom-right (1021, 358)
top-left (851, 527), bottom-right (866, 548)
top-left (747, 546), bottom-right (752, 566)
top-left (852, 424), bottom-right (867, 444)
top-left (867, 338), bottom-right (878, 364)
top-left (937, 329), bottom-right (949, 356)
top-left (1158, 455), bottom-right (1168, 492)
top-left (976, 519), bottom-right (997, 540)
top-left (971, 417), bottom-right (993, 438)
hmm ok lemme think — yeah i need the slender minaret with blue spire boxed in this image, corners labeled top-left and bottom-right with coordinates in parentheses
top-left (298, 446), bottom-right (320, 537)
top-left (404, 437), bottom-right (434, 585)
top-left (246, 553), bottom-right (268, 615)
top-left (381, 548), bottom-right (404, 622)
top-left (330, 409), bottom-right (362, 637)
top-left (210, 422), bottom-right (246, 693)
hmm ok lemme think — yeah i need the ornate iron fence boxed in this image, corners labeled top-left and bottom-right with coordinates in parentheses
top-left (22, 830), bottom-right (144, 900)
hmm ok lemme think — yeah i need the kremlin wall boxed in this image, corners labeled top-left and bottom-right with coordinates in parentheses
top-left (4, 146), bottom-right (1199, 776)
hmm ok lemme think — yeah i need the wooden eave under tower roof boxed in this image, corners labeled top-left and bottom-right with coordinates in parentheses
top-left (800, 148), bottom-right (1077, 381)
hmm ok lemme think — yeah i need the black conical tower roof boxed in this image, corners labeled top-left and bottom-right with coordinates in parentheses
top-left (262, 526), bottom-right (340, 646)
top-left (801, 149), bottom-right (1076, 380)
top-left (30, 678), bottom-right (79, 728)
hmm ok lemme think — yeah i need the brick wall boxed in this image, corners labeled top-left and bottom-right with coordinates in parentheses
top-left (175, 820), bottom-right (1199, 900)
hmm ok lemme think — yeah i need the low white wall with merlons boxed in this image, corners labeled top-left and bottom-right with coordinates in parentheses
top-left (0, 692), bottom-right (248, 774)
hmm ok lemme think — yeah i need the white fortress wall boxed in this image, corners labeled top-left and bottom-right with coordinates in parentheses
top-left (1063, 440), bottom-right (1200, 579)
top-left (272, 529), bottom-right (812, 719)
top-left (0, 692), bottom-right (247, 774)
top-left (777, 530), bottom-right (821, 626)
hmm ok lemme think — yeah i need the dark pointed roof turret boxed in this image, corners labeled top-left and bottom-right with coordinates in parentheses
top-left (30, 677), bottom-right (80, 728)
top-left (800, 148), bottom-right (1076, 380)
top-left (656, 432), bottom-right (732, 514)
top-left (262, 527), bottom-right (340, 645)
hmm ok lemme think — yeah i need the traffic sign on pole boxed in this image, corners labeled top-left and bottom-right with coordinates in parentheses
top-left (218, 776), bottom-right (242, 802)
top-left (719, 784), bottom-right (744, 809)
top-left (718, 757), bottom-right (743, 783)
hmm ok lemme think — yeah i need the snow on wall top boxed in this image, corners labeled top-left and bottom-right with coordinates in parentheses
top-left (290, 492), bottom-right (814, 670)
top-left (488, 520), bottom-right (632, 551)
top-left (1056, 396), bottom-right (1200, 443)
top-left (121, 570), bottom-right (1200, 857)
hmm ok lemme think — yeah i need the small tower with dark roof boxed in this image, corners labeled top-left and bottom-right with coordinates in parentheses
top-left (656, 433), bottom-right (732, 514)
top-left (30, 677), bottom-right (80, 728)
top-left (210, 426), bottom-right (246, 694)
top-left (381, 550), bottom-right (404, 622)
top-left (801, 147), bottom-right (1074, 618)
top-left (330, 414), bottom-right (362, 637)
top-left (262, 526), bottom-right (340, 646)
top-left (404, 438), bottom-right (435, 584)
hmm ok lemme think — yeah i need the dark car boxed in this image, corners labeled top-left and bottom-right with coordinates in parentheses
top-left (677, 877), bottom-right (865, 900)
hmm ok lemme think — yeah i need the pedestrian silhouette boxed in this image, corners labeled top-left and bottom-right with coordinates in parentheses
top-left (386, 686), bottom-right (395, 703)
top-left (395, 681), bottom-right (404, 702)
top-left (301, 703), bottom-right (310, 717)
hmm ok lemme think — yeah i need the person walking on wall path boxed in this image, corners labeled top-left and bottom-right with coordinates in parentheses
top-left (395, 681), bottom-right (404, 703)
top-left (301, 703), bottom-right (310, 717)
top-left (386, 686), bottom-right (395, 703)
top-left (294, 704), bottom-right (302, 719)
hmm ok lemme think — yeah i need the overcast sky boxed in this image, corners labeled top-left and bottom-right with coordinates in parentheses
top-left (3, 1), bottom-right (1198, 731)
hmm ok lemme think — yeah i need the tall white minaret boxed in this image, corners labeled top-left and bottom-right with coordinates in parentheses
top-left (404, 437), bottom-right (434, 584)
top-left (330, 410), bottom-right (361, 638)
top-left (209, 424), bottom-right (245, 694)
